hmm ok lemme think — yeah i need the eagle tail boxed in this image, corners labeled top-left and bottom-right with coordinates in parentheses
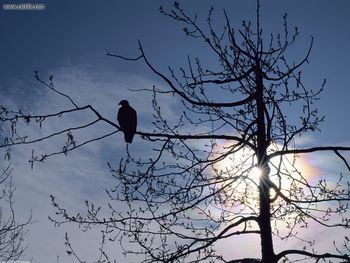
top-left (124, 133), bottom-right (134, 144)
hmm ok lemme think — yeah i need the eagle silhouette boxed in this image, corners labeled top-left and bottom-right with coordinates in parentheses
top-left (117, 100), bottom-right (137, 143)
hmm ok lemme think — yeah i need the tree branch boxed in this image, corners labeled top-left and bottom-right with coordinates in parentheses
top-left (137, 41), bottom-right (256, 108)
top-left (275, 249), bottom-right (349, 261)
top-left (269, 146), bottom-right (350, 159)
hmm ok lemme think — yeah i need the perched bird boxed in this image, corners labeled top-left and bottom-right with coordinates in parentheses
top-left (117, 100), bottom-right (137, 143)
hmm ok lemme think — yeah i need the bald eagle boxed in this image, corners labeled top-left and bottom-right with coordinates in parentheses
top-left (117, 100), bottom-right (137, 143)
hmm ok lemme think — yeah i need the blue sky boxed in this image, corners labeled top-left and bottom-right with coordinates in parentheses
top-left (1, 0), bottom-right (350, 262)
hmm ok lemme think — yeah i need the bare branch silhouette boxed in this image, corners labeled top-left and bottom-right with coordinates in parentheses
top-left (2, 1), bottom-right (350, 262)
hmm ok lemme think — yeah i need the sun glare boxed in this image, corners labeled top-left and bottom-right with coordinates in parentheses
top-left (212, 142), bottom-right (321, 206)
top-left (250, 166), bottom-right (262, 180)
top-left (209, 142), bottom-right (324, 236)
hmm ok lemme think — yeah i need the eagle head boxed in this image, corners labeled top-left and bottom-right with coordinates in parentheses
top-left (118, 100), bottom-right (129, 107)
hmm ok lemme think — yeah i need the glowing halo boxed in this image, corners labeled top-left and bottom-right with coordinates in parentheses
top-left (210, 142), bottom-right (324, 208)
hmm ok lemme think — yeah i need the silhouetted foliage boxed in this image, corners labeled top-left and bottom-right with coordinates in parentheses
top-left (1, 1), bottom-right (350, 262)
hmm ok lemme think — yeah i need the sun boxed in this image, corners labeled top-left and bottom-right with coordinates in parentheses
top-left (208, 141), bottom-right (326, 242)
top-left (211, 142), bottom-right (321, 210)
top-left (212, 145), bottom-right (262, 184)
top-left (210, 145), bottom-right (261, 212)
top-left (251, 166), bottom-right (263, 180)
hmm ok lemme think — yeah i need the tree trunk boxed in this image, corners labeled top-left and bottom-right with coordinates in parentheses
top-left (255, 63), bottom-right (275, 263)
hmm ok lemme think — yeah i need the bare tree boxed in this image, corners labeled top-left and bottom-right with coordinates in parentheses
top-left (0, 164), bottom-right (29, 262)
top-left (1, 1), bottom-right (350, 262)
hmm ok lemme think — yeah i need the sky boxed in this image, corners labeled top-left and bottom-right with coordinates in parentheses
top-left (1, 0), bottom-right (350, 262)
